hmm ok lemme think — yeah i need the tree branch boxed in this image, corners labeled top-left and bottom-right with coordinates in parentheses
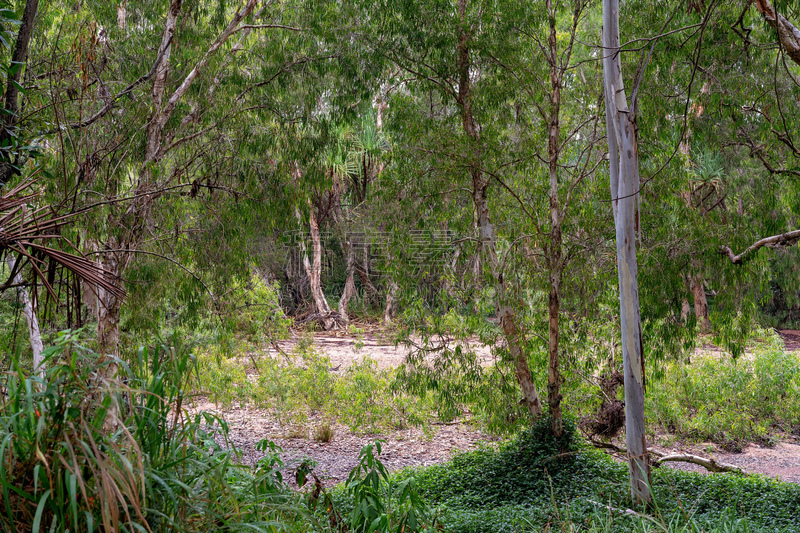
top-left (722, 229), bottom-right (800, 264)
top-left (587, 438), bottom-right (743, 474)
top-left (753, 0), bottom-right (800, 66)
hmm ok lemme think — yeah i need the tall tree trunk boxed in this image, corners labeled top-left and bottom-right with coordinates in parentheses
top-left (681, 297), bottom-right (691, 324)
top-left (117, 1), bottom-right (128, 28)
top-left (0, 0), bottom-right (40, 184)
top-left (384, 280), bottom-right (398, 324)
top-left (603, 0), bottom-right (652, 505)
top-left (8, 256), bottom-right (44, 379)
top-left (96, 247), bottom-right (124, 386)
top-left (304, 208), bottom-right (335, 329)
top-left (456, 0), bottom-right (543, 419)
top-left (499, 307), bottom-right (545, 416)
top-left (546, 0), bottom-right (564, 436)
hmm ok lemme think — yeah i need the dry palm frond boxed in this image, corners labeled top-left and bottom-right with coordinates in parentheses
top-left (0, 180), bottom-right (124, 300)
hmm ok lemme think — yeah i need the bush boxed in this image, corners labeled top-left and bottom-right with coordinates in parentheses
top-left (194, 340), bottom-right (437, 435)
top-left (342, 440), bottom-right (439, 532)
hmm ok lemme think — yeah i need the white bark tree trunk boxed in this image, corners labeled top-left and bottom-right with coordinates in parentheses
top-left (117, 1), bottom-right (127, 28)
top-left (7, 257), bottom-right (44, 379)
top-left (603, 0), bottom-right (652, 505)
top-left (302, 208), bottom-right (336, 330)
top-left (384, 281), bottom-right (398, 324)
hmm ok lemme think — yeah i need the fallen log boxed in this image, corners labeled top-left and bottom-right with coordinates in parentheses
top-left (587, 438), bottom-right (744, 474)
top-left (652, 453), bottom-right (743, 474)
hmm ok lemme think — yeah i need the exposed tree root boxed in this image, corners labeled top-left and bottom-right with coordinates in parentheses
top-left (579, 372), bottom-right (625, 439)
top-left (296, 311), bottom-right (348, 331)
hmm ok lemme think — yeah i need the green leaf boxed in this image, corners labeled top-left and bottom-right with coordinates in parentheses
top-left (32, 489), bottom-right (50, 533)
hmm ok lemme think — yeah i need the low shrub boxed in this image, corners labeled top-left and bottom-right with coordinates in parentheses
top-left (195, 341), bottom-right (437, 435)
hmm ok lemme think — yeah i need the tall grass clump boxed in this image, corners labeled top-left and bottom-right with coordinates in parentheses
top-left (0, 331), bottom-right (304, 532)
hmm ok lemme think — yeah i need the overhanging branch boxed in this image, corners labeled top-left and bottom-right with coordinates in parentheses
top-left (722, 229), bottom-right (800, 264)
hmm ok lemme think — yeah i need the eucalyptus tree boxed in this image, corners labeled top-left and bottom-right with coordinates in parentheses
top-left (602, 0), bottom-right (651, 506)
top-left (345, 0), bottom-right (549, 420)
top-left (617, 0), bottom-right (800, 355)
top-left (598, 0), bottom-right (800, 503)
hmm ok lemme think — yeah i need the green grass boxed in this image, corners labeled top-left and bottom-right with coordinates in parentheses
top-left (0, 332), bottom-right (309, 532)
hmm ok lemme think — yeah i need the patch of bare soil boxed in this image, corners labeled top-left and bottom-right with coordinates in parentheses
top-left (779, 329), bottom-right (800, 352)
top-left (193, 330), bottom-right (499, 486)
top-left (268, 329), bottom-right (494, 371)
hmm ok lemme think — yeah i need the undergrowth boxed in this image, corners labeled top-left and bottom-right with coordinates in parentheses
top-left (195, 335), bottom-right (437, 434)
top-left (647, 330), bottom-right (800, 446)
top-left (394, 417), bottom-right (800, 532)
top-left (0, 331), bottom-right (306, 532)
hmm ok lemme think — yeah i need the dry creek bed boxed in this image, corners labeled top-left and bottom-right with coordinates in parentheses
top-left (191, 329), bottom-right (800, 486)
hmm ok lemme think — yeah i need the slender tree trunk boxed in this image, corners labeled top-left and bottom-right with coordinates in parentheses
top-left (500, 307), bottom-right (544, 416)
top-left (603, 0), bottom-right (652, 505)
top-left (97, 248), bottom-right (124, 359)
top-left (338, 235), bottom-right (356, 323)
top-left (117, 1), bottom-right (128, 28)
top-left (690, 275), bottom-right (711, 331)
top-left (456, 0), bottom-right (543, 419)
top-left (8, 257), bottom-right (44, 379)
top-left (4, 0), bottom-right (39, 118)
top-left (384, 281), bottom-right (398, 324)
top-left (305, 208), bottom-right (335, 329)
top-left (0, 0), bottom-right (39, 184)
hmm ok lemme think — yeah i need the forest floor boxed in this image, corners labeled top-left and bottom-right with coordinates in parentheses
top-left (192, 328), bottom-right (800, 486)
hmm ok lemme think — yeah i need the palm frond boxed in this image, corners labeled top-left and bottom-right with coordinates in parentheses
top-left (0, 180), bottom-right (124, 300)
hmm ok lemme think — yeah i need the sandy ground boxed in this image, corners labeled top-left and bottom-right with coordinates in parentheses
top-left (192, 328), bottom-right (800, 486)
top-left (268, 328), bottom-right (495, 370)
